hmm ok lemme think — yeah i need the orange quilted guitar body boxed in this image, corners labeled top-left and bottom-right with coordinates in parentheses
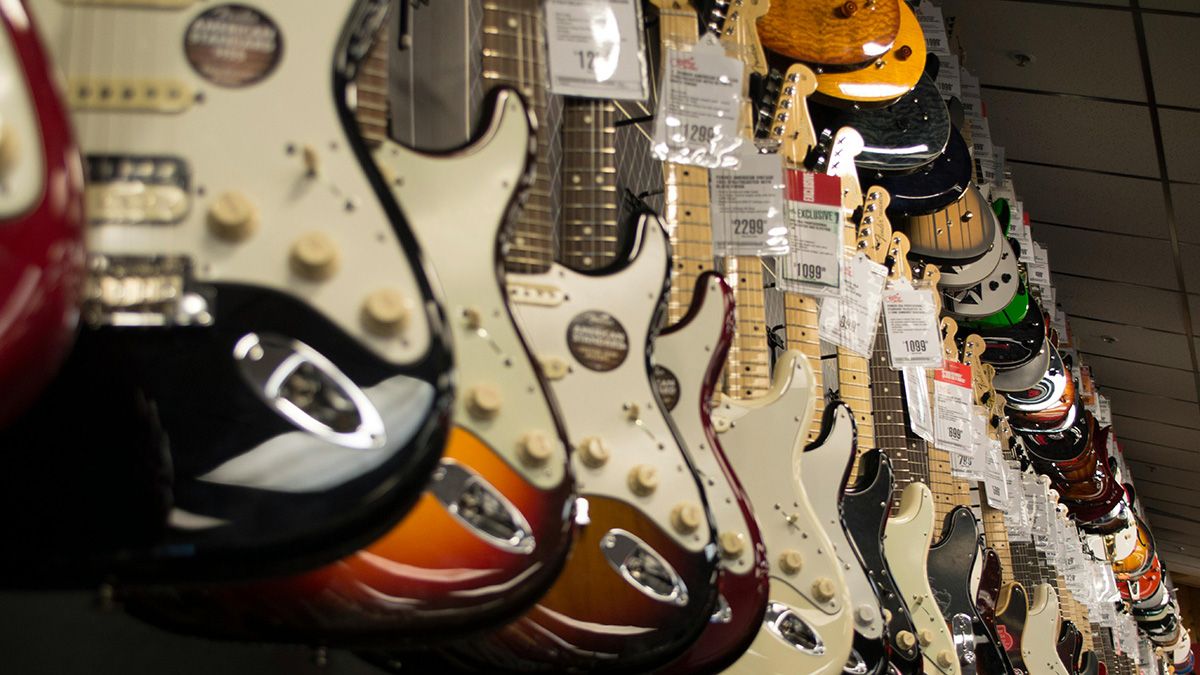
top-left (814, 0), bottom-right (927, 106)
top-left (757, 0), bottom-right (901, 67)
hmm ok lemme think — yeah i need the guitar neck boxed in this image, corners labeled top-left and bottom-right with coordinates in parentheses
top-left (981, 501), bottom-right (1015, 586)
top-left (354, 19), bottom-right (391, 147)
top-left (783, 289), bottom-right (823, 438)
top-left (925, 368), bottom-right (973, 538)
top-left (868, 322), bottom-right (931, 513)
top-left (726, 256), bottom-right (772, 399)
top-left (559, 99), bottom-right (619, 271)
top-left (481, 0), bottom-right (556, 274)
top-left (837, 221), bottom-right (874, 462)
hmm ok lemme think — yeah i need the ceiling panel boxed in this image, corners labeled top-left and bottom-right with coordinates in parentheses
top-left (1113, 414), bottom-right (1200, 449)
top-left (1013, 163), bottom-right (1168, 237)
top-left (1142, 497), bottom-right (1200, 525)
top-left (1128, 459), bottom-right (1199, 490)
top-left (1036, 225), bottom-right (1179, 290)
top-left (1142, 509), bottom-right (1200, 536)
top-left (1159, 108), bottom-right (1200, 183)
top-left (1120, 438), bottom-right (1200, 470)
top-left (1140, 0), bottom-right (1200, 13)
top-left (1180, 245), bottom-right (1200, 291)
top-left (1071, 317), bottom-right (1192, 369)
top-left (983, 88), bottom-right (1159, 177)
top-left (1057, 276), bottom-right (1185, 330)
top-left (1101, 387), bottom-right (1200, 428)
top-left (1141, 14), bottom-right (1200, 109)
top-left (940, 0), bottom-right (1144, 100)
top-left (1084, 354), bottom-right (1197, 401)
top-left (1172, 183), bottom-right (1200, 245)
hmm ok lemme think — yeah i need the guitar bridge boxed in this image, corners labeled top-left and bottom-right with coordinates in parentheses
top-left (84, 255), bottom-right (212, 327)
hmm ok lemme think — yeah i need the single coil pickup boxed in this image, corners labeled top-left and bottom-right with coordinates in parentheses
top-left (68, 77), bottom-right (194, 114)
top-left (84, 255), bottom-right (211, 327)
top-left (87, 155), bottom-right (191, 225)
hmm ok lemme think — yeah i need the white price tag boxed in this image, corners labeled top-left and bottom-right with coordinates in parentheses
top-left (934, 360), bottom-right (973, 454)
top-left (1098, 395), bottom-right (1113, 427)
top-left (903, 367), bottom-right (935, 443)
top-left (652, 35), bottom-right (743, 168)
top-left (819, 253), bottom-right (888, 356)
top-left (1004, 460), bottom-right (1029, 535)
top-left (883, 282), bottom-right (942, 368)
top-left (983, 438), bottom-right (1009, 511)
top-left (779, 170), bottom-right (844, 295)
top-left (916, 3), bottom-right (952, 59)
top-left (709, 146), bottom-right (787, 255)
top-left (935, 53), bottom-right (962, 101)
top-left (545, 0), bottom-right (649, 100)
top-left (952, 408), bottom-right (987, 481)
top-left (1028, 242), bottom-right (1052, 288)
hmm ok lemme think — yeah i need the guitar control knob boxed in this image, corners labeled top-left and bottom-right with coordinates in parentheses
top-left (207, 191), bottom-right (258, 241)
top-left (627, 464), bottom-right (658, 496)
top-left (936, 650), bottom-right (956, 669)
top-left (779, 550), bottom-right (804, 576)
top-left (812, 578), bottom-right (837, 603)
top-left (896, 630), bottom-right (917, 651)
top-left (855, 605), bottom-right (878, 626)
top-left (670, 503), bottom-right (703, 535)
top-left (361, 289), bottom-right (410, 337)
top-left (290, 232), bottom-right (340, 280)
top-left (518, 431), bottom-right (555, 467)
top-left (919, 629), bottom-right (935, 646)
top-left (838, 1), bottom-right (859, 17)
top-left (466, 384), bottom-right (503, 420)
top-left (718, 531), bottom-right (746, 559)
top-left (883, 609), bottom-right (893, 624)
top-left (578, 437), bottom-right (610, 468)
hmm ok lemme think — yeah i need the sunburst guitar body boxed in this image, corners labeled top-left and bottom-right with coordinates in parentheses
top-left (757, 0), bottom-right (901, 68)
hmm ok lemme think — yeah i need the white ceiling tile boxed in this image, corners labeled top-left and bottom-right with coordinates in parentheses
top-left (1086, 354), bottom-right (1196, 401)
top-left (1059, 276), bottom-right (1185, 330)
top-left (1011, 162), bottom-right (1168, 237)
top-left (1113, 414), bottom-right (1200, 448)
top-left (1142, 14), bottom-right (1200, 108)
top-left (939, 0), bottom-right (1144, 100)
top-left (1102, 387), bottom-right (1200, 428)
top-left (983, 89), bottom-right (1159, 177)
top-left (1072, 317), bottom-right (1192, 369)
top-left (1160, 109), bottom-right (1200, 183)
top-left (1036, 224), bottom-right (1178, 289)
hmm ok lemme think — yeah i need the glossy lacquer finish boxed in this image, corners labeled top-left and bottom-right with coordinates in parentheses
top-left (656, 274), bottom-right (771, 674)
top-left (0, 0), bottom-right (85, 427)
top-left (976, 546), bottom-right (1017, 675)
top-left (996, 583), bottom-right (1031, 675)
top-left (878, 125), bottom-right (972, 218)
top-left (758, 0), bottom-right (901, 68)
top-left (845, 450), bottom-right (924, 675)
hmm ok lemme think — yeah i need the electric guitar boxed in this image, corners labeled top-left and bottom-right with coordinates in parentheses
top-left (757, 0), bottom-right (902, 68)
top-left (1026, 583), bottom-right (1073, 675)
top-left (902, 184), bottom-right (997, 263)
top-left (126, 13), bottom-right (578, 642)
top-left (875, 125), bottom-right (972, 218)
top-left (811, 0), bottom-right (927, 107)
top-left (19, 0), bottom-right (452, 582)
top-left (0, 0), bottom-right (85, 429)
top-left (997, 582), bottom-right (1031, 675)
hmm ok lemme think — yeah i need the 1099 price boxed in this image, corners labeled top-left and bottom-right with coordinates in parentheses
top-left (797, 263), bottom-right (824, 280)
top-left (904, 339), bottom-right (928, 353)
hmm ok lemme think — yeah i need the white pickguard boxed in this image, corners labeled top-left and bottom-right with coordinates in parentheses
top-left (943, 236), bottom-right (1019, 318)
top-left (31, 0), bottom-right (430, 364)
top-left (1023, 583), bottom-right (1070, 675)
top-left (938, 221), bottom-right (1003, 290)
top-left (800, 403), bottom-right (885, 639)
top-left (715, 351), bottom-right (854, 675)
top-left (885, 482), bottom-right (962, 675)
top-left (656, 276), bottom-right (756, 575)
top-left (373, 90), bottom-right (565, 488)
top-left (507, 217), bottom-right (711, 552)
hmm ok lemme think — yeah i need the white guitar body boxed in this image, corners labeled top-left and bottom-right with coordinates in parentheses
top-left (885, 482), bottom-right (962, 675)
top-left (713, 351), bottom-right (855, 675)
top-left (31, 0), bottom-right (431, 364)
top-left (656, 275), bottom-right (758, 577)
top-left (800, 403), bottom-right (886, 642)
top-left (1023, 584), bottom-right (1070, 675)
top-left (506, 216), bottom-right (714, 556)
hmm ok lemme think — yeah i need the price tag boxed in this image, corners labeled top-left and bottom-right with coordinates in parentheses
top-left (779, 170), bottom-right (843, 295)
top-left (935, 53), bottom-right (962, 101)
top-left (1027, 242), bottom-right (1051, 288)
top-left (982, 437), bottom-right (1009, 511)
top-left (709, 146), bottom-right (787, 255)
top-left (903, 367), bottom-right (935, 443)
top-left (1003, 459), bottom-right (1029, 535)
top-left (883, 281), bottom-right (942, 368)
top-left (818, 253), bottom-right (888, 356)
top-left (652, 35), bottom-right (743, 168)
top-left (934, 360), bottom-right (973, 455)
top-left (1098, 394), bottom-right (1113, 427)
top-left (915, 3), bottom-right (952, 59)
top-left (545, 0), bottom-right (649, 100)
top-left (951, 407), bottom-right (987, 481)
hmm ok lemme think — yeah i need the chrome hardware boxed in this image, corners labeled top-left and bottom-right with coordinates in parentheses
top-left (765, 601), bottom-right (826, 655)
top-left (430, 460), bottom-right (535, 554)
top-left (844, 648), bottom-right (870, 675)
top-left (951, 613), bottom-right (977, 675)
top-left (233, 333), bottom-right (386, 449)
top-left (84, 255), bottom-right (211, 327)
top-left (710, 594), bottom-right (733, 624)
top-left (600, 528), bottom-right (688, 606)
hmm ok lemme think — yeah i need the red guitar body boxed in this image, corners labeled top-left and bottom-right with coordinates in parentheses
top-left (0, 0), bottom-right (85, 427)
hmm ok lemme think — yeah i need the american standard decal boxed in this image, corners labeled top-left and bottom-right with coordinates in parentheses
top-left (566, 311), bottom-right (629, 372)
top-left (185, 4), bottom-right (284, 88)
top-left (652, 365), bottom-right (680, 411)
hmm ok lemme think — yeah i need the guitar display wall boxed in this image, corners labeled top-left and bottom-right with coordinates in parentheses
top-left (0, 0), bottom-right (1191, 673)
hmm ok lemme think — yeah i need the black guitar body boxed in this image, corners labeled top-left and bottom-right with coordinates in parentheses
top-left (1058, 621), bottom-right (1084, 675)
top-left (845, 450), bottom-right (924, 675)
top-left (874, 125), bottom-right (972, 218)
top-left (976, 545), bottom-right (1018, 675)
top-left (997, 583), bottom-right (1030, 675)
top-left (1080, 651), bottom-right (1100, 675)
top-left (812, 67), bottom-right (950, 175)
top-left (956, 297), bottom-right (1046, 371)
top-left (0, 1), bottom-right (453, 586)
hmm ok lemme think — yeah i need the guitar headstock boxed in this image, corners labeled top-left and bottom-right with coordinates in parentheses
top-left (961, 333), bottom-right (988, 403)
top-left (859, 186), bottom-right (892, 265)
top-left (817, 127), bottom-right (865, 218)
top-left (922, 262), bottom-right (944, 315)
top-left (940, 316), bottom-right (958, 366)
top-left (770, 63), bottom-right (819, 166)
top-left (701, 0), bottom-right (769, 76)
top-left (887, 232), bottom-right (912, 282)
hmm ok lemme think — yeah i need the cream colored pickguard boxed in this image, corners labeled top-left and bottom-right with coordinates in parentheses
top-left (1023, 583), bottom-right (1070, 675)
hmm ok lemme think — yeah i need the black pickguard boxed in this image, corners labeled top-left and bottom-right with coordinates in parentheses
top-left (977, 545), bottom-right (1018, 675)
top-left (956, 293), bottom-right (1046, 370)
top-left (0, 0), bottom-right (453, 586)
top-left (845, 450), bottom-right (924, 675)
top-left (997, 584), bottom-right (1030, 675)
top-left (873, 125), bottom-right (972, 218)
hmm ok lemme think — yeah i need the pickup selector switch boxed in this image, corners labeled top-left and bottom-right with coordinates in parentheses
top-left (207, 191), bottom-right (258, 241)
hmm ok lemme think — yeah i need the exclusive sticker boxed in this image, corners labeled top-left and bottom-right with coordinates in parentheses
top-left (185, 5), bottom-right (283, 88)
top-left (567, 311), bottom-right (629, 372)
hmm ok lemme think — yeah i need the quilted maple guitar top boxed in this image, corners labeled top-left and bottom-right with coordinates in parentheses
top-left (757, 0), bottom-right (902, 67)
top-left (814, 0), bottom-right (927, 106)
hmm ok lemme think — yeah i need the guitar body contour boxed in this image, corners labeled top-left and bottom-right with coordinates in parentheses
top-left (902, 185), bottom-right (996, 263)
top-left (434, 215), bottom-right (719, 672)
top-left (1023, 584), bottom-right (1070, 675)
top-left (997, 582), bottom-right (1031, 675)
top-left (10, 0), bottom-right (453, 583)
top-left (758, 0), bottom-right (901, 68)
top-left (976, 546), bottom-right (1018, 675)
top-left (126, 90), bottom-right (577, 644)
top-left (927, 507), bottom-right (991, 675)
top-left (716, 352), bottom-right (855, 675)
top-left (655, 272), bottom-right (770, 674)
top-left (812, 0), bottom-right (926, 106)
top-left (885, 483), bottom-right (962, 675)
top-left (0, 0), bottom-right (85, 428)
top-left (875, 125), bottom-right (972, 218)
